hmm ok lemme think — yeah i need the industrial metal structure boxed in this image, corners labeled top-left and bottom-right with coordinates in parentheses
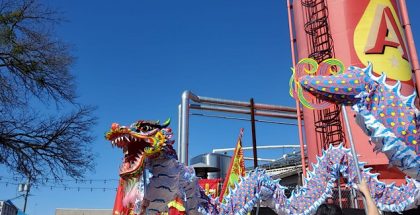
top-left (211, 145), bottom-right (302, 154)
top-left (178, 91), bottom-right (301, 165)
top-left (190, 153), bottom-right (232, 180)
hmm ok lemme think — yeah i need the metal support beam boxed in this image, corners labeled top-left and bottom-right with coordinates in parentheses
top-left (212, 145), bottom-right (303, 153)
top-left (243, 157), bottom-right (276, 162)
top-left (190, 104), bottom-right (298, 119)
top-left (179, 90), bottom-right (300, 165)
top-left (190, 113), bottom-right (299, 125)
top-left (177, 104), bottom-right (182, 161)
top-left (196, 96), bottom-right (297, 112)
top-left (180, 91), bottom-right (194, 164)
top-left (250, 98), bottom-right (258, 168)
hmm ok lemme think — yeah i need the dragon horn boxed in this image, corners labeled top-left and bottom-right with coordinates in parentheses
top-left (162, 118), bottom-right (171, 127)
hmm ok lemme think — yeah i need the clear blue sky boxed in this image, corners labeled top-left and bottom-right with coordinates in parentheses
top-left (1, 1), bottom-right (419, 214)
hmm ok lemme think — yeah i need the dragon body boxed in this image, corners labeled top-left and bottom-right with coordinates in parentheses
top-left (294, 59), bottom-right (419, 179)
top-left (106, 119), bottom-right (419, 215)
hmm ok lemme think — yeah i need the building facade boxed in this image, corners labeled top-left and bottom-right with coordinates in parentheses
top-left (0, 201), bottom-right (18, 215)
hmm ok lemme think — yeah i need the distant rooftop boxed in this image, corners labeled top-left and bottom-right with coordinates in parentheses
top-left (246, 151), bottom-right (303, 171)
top-left (55, 208), bottom-right (112, 215)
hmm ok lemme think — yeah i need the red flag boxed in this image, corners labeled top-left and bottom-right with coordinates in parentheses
top-left (219, 128), bottom-right (245, 200)
top-left (198, 178), bottom-right (221, 198)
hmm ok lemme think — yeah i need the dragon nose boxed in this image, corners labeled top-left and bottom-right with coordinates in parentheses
top-left (111, 123), bottom-right (120, 130)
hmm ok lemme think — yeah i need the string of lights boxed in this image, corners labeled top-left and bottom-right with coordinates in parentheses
top-left (0, 181), bottom-right (118, 192)
top-left (0, 175), bottom-right (119, 184)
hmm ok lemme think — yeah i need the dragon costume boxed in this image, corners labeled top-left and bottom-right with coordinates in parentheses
top-left (291, 58), bottom-right (419, 180)
top-left (105, 118), bottom-right (419, 214)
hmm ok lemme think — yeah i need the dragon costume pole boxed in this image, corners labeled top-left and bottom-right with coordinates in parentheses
top-left (341, 105), bottom-right (368, 214)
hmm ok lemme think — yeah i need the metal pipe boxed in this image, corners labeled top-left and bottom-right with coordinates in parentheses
top-left (243, 157), bottom-right (276, 162)
top-left (190, 113), bottom-right (299, 125)
top-left (190, 103), bottom-right (298, 119)
top-left (250, 98), bottom-right (258, 168)
top-left (180, 91), bottom-right (192, 164)
top-left (342, 105), bottom-right (368, 213)
top-left (212, 145), bottom-right (302, 153)
top-left (177, 104), bottom-right (182, 161)
top-left (180, 90), bottom-right (300, 166)
top-left (196, 96), bottom-right (297, 112)
top-left (250, 98), bottom-right (261, 215)
top-left (287, 0), bottom-right (308, 178)
top-left (398, 0), bottom-right (420, 96)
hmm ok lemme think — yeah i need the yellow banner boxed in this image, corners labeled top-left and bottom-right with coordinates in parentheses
top-left (220, 129), bottom-right (245, 200)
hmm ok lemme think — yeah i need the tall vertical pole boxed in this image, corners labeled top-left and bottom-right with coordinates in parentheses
top-left (341, 105), bottom-right (367, 213)
top-left (177, 104), bottom-right (182, 161)
top-left (23, 178), bottom-right (30, 212)
top-left (181, 91), bottom-right (191, 165)
top-left (398, 1), bottom-right (420, 154)
top-left (250, 98), bottom-right (260, 215)
top-left (287, 0), bottom-right (307, 179)
top-left (398, 0), bottom-right (420, 96)
top-left (250, 98), bottom-right (258, 169)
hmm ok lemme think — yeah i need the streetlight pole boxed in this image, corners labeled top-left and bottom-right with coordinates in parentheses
top-left (22, 178), bottom-right (30, 212)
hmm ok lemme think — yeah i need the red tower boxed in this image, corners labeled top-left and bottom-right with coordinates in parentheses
top-left (290, 0), bottom-right (417, 184)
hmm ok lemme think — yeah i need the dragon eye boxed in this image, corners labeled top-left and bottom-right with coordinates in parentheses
top-left (139, 125), bottom-right (153, 132)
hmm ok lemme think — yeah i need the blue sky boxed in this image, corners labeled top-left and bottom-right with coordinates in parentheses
top-left (1, 0), bottom-right (419, 214)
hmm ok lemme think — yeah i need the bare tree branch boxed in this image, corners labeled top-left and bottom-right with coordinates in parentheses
top-left (0, 106), bottom-right (97, 182)
top-left (0, 0), bottom-right (97, 184)
top-left (0, 0), bottom-right (74, 107)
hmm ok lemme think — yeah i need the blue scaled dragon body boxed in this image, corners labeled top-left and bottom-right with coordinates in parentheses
top-left (105, 119), bottom-right (418, 215)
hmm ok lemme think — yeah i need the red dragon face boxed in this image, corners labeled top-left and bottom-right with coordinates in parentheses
top-left (105, 119), bottom-right (172, 178)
